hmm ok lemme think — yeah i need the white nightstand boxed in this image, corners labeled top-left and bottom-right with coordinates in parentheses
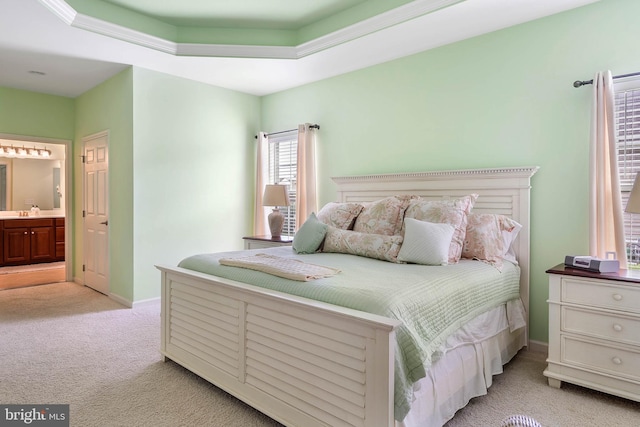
top-left (243, 235), bottom-right (293, 250)
top-left (544, 264), bottom-right (640, 403)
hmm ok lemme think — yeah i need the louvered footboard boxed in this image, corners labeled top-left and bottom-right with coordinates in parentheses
top-left (158, 265), bottom-right (401, 427)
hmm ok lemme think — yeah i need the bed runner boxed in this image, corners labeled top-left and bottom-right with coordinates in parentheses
top-left (219, 253), bottom-right (341, 281)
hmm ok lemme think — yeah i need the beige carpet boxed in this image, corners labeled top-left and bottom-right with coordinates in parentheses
top-left (1, 282), bottom-right (639, 427)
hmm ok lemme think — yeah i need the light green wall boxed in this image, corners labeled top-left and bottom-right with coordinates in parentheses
top-left (131, 67), bottom-right (260, 301)
top-left (0, 87), bottom-right (74, 139)
top-left (73, 67), bottom-right (260, 304)
top-left (75, 68), bottom-right (134, 301)
top-left (261, 0), bottom-right (640, 343)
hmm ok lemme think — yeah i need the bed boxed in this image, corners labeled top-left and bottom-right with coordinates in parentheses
top-left (157, 166), bottom-right (538, 427)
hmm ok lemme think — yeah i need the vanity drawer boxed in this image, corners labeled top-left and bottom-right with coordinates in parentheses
top-left (3, 218), bottom-right (54, 228)
top-left (562, 335), bottom-right (640, 382)
top-left (562, 277), bottom-right (640, 314)
top-left (562, 306), bottom-right (640, 346)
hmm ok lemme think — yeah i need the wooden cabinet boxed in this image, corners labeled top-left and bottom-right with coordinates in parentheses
top-left (242, 235), bottom-right (293, 250)
top-left (1, 218), bottom-right (57, 266)
top-left (55, 217), bottom-right (65, 260)
top-left (544, 264), bottom-right (640, 403)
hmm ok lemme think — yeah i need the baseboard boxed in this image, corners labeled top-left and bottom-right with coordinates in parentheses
top-left (72, 277), bottom-right (159, 309)
top-left (107, 293), bottom-right (160, 309)
top-left (132, 296), bottom-right (160, 308)
top-left (109, 292), bottom-right (132, 308)
top-left (528, 339), bottom-right (548, 355)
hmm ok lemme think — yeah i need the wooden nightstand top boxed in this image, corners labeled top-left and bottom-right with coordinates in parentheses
top-left (243, 235), bottom-right (294, 244)
top-left (546, 263), bottom-right (640, 284)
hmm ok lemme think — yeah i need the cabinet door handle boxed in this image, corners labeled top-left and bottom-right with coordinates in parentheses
top-left (612, 357), bottom-right (622, 365)
top-left (24, 231), bottom-right (27, 235)
top-left (31, 231), bottom-right (34, 235)
top-left (612, 293), bottom-right (623, 301)
top-left (100, 220), bottom-right (109, 226)
top-left (613, 324), bottom-right (623, 332)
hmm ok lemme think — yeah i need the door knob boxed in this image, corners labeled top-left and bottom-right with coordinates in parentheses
top-left (100, 220), bottom-right (109, 226)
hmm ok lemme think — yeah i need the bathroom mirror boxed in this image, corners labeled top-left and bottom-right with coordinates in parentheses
top-left (0, 144), bottom-right (65, 212)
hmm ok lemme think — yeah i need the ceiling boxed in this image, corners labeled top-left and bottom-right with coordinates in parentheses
top-left (0, 0), bottom-right (600, 98)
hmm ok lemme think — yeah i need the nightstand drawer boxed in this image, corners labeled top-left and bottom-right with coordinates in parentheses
top-left (562, 277), bottom-right (640, 314)
top-left (562, 306), bottom-right (640, 346)
top-left (562, 335), bottom-right (640, 382)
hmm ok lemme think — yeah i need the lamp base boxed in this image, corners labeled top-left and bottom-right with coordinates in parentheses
top-left (268, 208), bottom-right (285, 238)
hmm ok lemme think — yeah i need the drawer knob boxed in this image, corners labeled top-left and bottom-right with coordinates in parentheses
top-left (612, 293), bottom-right (623, 301)
top-left (613, 324), bottom-right (623, 332)
top-left (612, 357), bottom-right (622, 365)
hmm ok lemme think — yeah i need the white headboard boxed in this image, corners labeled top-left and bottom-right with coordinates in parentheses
top-left (332, 166), bottom-right (539, 327)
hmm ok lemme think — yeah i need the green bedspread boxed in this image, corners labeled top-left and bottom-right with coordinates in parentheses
top-left (178, 246), bottom-right (521, 421)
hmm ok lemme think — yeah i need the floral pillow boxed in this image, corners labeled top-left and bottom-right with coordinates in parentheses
top-left (403, 194), bottom-right (477, 264)
top-left (317, 202), bottom-right (364, 230)
top-left (353, 195), bottom-right (415, 236)
top-left (462, 212), bottom-right (520, 270)
top-left (323, 227), bottom-right (403, 263)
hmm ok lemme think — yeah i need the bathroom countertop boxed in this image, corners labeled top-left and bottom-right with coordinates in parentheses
top-left (0, 214), bottom-right (65, 220)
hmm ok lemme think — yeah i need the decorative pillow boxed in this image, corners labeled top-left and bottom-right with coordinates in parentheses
top-left (403, 194), bottom-right (477, 264)
top-left (397, 219), bottom-right (455, 265)
top-left (293, 213), bottom-right (328, 254)
top-left (353, 195), bottom-right (415, 236)
top-left (322, 227), bottom-right (403, 263)
top-left (462, 213), bottom-right (521, 269)
top-left (317, 202), bottom-right (364, 229)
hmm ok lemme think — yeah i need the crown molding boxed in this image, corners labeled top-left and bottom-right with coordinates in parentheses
top-left (176, 43), bottom-right (297, 59)
top-left (297, 0), bottom-right (463, 57)
top-left (38, 0), bottom-right (464, 59)
top-left (72, 13), bottom-right (178, 55)
top-left (38, 0), bottom-right (76, 25)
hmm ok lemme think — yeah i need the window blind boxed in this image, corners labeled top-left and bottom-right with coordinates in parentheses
top-left (615, 82), bottom-right (640, 262)
top-left (267, 131), bottom-right (297, 236)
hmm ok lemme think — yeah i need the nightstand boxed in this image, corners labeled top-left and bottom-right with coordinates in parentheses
top-left (243, 235), bottom-right (293, 250)
top-left (544, 263), bottom-right (640, 403)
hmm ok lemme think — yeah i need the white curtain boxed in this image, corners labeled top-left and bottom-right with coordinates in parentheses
top-left (296, 123), bottom-right (318, 228)
top-left (253, 132), bottom-right (268, 235)
top-left (589, 71), bottom-right (627, 268)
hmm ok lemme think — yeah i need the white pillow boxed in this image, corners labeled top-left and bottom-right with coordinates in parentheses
top-left (502, 220), bottom-right (522, 265)
top-left (398, 218), bottom-right (455, 265)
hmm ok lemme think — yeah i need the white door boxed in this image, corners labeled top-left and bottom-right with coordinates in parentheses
top-left (83, 131), bottom-right (109, 294)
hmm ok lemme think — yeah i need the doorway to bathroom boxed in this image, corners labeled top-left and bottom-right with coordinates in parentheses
top-left (0, 133), bottom-right (71, 290)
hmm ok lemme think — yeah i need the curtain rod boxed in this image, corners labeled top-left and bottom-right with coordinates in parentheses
top-left (573, 71), bottom-right (640, 88)
top-left (254, 124), bottom-right (320, 139)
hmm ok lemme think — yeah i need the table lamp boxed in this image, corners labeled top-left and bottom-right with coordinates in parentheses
top-left (263, 184), bottom-right (290, 238)
top-left (625, 173), bottom-right (640, 265)
top-left (626, 172), bottom-right (640, 214)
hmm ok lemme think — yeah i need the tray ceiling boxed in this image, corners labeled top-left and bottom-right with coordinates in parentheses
top-left (0, 0), bottom-right (600, 97)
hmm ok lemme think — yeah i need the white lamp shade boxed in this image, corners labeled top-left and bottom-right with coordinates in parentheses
top-left (626, 173), bottom-right (640, 214)
top-left (263, 184), bottom-right (290, 207)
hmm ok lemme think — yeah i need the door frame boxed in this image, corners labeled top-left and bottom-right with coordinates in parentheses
top-left (0, 133), bottom-right (72, 281)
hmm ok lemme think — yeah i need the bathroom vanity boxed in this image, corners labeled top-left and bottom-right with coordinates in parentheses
top-left (0, 216), bottom-right (64, 266)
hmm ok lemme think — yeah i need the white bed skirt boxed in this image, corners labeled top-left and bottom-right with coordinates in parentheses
top-left (397, 303), bottom-right (527, 427)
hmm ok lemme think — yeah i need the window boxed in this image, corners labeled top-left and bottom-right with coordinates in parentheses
top-left (615, 79), bottom-right (640, 263)
top-left (267, 131), bottom-right (297, 236)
